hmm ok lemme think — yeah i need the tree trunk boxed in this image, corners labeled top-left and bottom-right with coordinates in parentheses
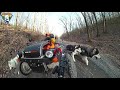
top-left (25, 13), bottom-right (30, 29)
top-left (87, 12), bottom-right (94, 37)
top-left (16, 12), bottom-right (19, 29)
top-left (104, 17), bottom-right (107, 33)
top-left (59, 16), bottom-right (69, 39)
top-left (33, 13), bottom-right (35, 31)
top-left (101, 12), bottom-right (107, 33)
top-left (92, 12), bottom-right (100, 37)
top-left (75, 14), bottom-right (84, 36)
top-left (66, 27), bottom-right (69, 38)
top-left (81, 12), bottom-right (91, 42)
top-left (117, 12), bottom-right (120, 17)
top-left (25, 22), bottom-right (27, 29)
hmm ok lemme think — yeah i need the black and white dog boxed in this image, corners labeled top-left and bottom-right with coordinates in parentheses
top-left (8, 52), bottom-right (23, 75)
top-left (66, 45), bottom-right (101, 65)
top-left (8, 54), bottom-right (20, 75)
top-left (66, 45), bottom-right (82, 62)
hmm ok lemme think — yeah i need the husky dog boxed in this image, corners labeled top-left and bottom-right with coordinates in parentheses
top-left (79, 45), bottom-right (101, 65)
top-left (66, 45), bottom-right (101, 65)
top-left (8, 54), bottom-right (20, 75)
top-left (66, 45), bottom-right (82, 62)
top-left (8, 55), bottom-right (19, 70)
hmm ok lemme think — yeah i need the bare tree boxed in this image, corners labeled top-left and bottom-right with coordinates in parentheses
top-left (15, 12), bottom-right (19, 29)
top-left (44, 18), bottom-right (49, 33)
top-left (59, 16), bottom-right (69, 38)
top-left (18, 12), bottom-right (25, 27)
top-left (14, 12), bottom-right (28, 30)
top-left (86, 12), bottom-right (95, 37)
top-left (75, 12), bottom-right (84, 33)
top-left (81, 12), bottom-right (91, 42)
top-left (117, 12), bottom-right (120, 17)
top-left (101, 12), bottom-right (107, 33)
top-left (111, 12), bottom-right (119, 17)
top-left (33, 12), bottom-right (36, 31)
top-left (69, 14), bottom-right (73, 32)
top-left (25, 13), bottom-right (30, 29)
top-left (91, 12), bottom-right (100, 37)
top-left (38, 12), bottom-right (49, 34)
top-left (87, 12), bottom-right (94, 28)
top-left (106, 12), bottom-right (112, 20)
top-left (15, 12), bottom-right (25, 29)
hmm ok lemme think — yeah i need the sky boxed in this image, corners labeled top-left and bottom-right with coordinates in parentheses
top-left (46, 12), bottom-right (67, 37)
top-left (46, 12), bottom-right (76, 37)
top-left (1, 12), bottom-right (83, 37)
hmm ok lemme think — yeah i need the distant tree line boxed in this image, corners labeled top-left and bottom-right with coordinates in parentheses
top-left (60, 12), bottom-right (120, 42)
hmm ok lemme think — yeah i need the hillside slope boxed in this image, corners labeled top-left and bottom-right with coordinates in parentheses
top-left (0, 28), bottom-right (44, 77)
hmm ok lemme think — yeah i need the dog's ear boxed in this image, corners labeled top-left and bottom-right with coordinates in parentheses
top-left (74, 45), bottom-right (78, 49)
top-left (93, 48), bottom-right (99, 54)
top-left (95, 48), bottom-right (99, 54)
top-left (74, 45), bottom-right (81, 49)
top-left (93, 48), bottom-right (97, 54)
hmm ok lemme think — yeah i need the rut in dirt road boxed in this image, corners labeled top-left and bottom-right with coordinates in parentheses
top-left (75, 54), bottom-right (120, 78)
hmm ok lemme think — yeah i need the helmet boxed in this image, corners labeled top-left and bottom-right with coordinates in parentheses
top-left (50, 34), bottom-right (54, 38)
top-left (51, 38), bottom-right (56, 43)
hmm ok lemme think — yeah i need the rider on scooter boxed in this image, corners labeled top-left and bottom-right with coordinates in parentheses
top-left (43, 33), bottom-right (66, 78)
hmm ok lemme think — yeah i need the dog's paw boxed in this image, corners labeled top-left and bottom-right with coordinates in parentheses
top-left (73, 59), bottom-right (76, 62)
top-left (17, 71), bottom-right (20, 75)
top-left (13, 71), bottom-right (19, 75)
top-left (86, 63), bottom-right (88, 66)
top-left (85, 60), bottom-right (88, 66)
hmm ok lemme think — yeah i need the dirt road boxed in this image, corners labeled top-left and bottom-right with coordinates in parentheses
top-left (76, 54), bottom-right (120, 78)
top-left (62, 40), bottom-right (120, 78)
top-left (6, 40), bottom-right (120, 78)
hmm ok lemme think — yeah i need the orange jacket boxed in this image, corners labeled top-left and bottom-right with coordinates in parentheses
top-left (43, 42), bottom-right (55, 50)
